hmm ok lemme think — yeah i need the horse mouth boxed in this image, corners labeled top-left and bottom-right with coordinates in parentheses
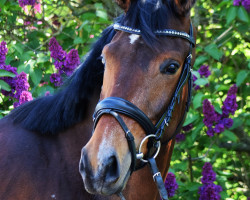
top-left (82, 169), bottom-right (131, 196)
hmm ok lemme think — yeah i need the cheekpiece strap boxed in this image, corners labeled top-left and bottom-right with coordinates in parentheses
top-left (113, 23), bottom-right (195, 47)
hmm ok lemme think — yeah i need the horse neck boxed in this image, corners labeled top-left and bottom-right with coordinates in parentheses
top-left (56, 91), bottom-right (100, 163)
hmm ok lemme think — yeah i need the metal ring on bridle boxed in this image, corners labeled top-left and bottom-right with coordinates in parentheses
top-left (138, 134), bottom-right (161, 163)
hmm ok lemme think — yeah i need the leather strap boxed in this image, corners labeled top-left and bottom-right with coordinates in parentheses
top-left (93, 97), bottom-right (156, 135)
top-left (148, 158), bottom-right (169, 200)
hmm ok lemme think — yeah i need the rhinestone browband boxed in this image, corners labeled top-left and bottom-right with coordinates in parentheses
top-left (113, 23), bottom-right (195, 46)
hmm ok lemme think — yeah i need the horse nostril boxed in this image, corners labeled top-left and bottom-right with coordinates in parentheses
top-left (104, 155), bottom-right (120, 184)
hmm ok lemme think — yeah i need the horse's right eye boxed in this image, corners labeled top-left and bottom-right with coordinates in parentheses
top-left (160, 60), bottom-right (180, 75)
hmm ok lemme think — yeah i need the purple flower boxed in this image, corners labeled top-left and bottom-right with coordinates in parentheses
top-left (63, 49), bottom-right (80, 76)
top-left (164, 172), bottom-right (178, 197)
top-left (242, 0), bottom-right (250, 12)
top-left (18, 0), bottom-right (36, 7)
top-left (54, 60), bottom-right (64, 71)
top-left (50, 73), bottom-right (62, 87)
top-left (198, 65), bottom-right (211, 78)
top-left (49, 37), bottom-right (66, 61)
top-left (0, 41), bottom-right (8, 66)
top-left (222, 84), bottom-right (238, 117)
top-left (14, 72), bottom-right (30, 99)
top-left (233, 0), bottom-right (250, 12)
top-left (199, 163), bottom-right (222, 200)
top-left (221, 118), bottom-right (233, 129)
top-left (201, 163), bottom-right (216, 184)
top-left (214, 123), bottom-right (225, 134)
top-left (48, 38), bottom-right (81, 85)
top-left (182, 123), bottom-right (193, 132)
top-left (207, 127), bottom-right (215, 137)
top-left (14, 91), bottom-right (33, 108)
top-left (228, 84), bottom-right (237, 96)
top-left (199, 183), bottom-right (222, 200)
top-left (175, 133), bottom-right (186, 143)
top-left (233, 0), bottom-right (241, 6)
top-left (202, 99), bottom-right (217, 127)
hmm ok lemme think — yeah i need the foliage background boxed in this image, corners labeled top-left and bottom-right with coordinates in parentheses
top-left (0, 0), bottom-right (249, 199)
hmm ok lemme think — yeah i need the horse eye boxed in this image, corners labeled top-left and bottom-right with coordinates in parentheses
top-left (160, 61), bottom-right (180, 75)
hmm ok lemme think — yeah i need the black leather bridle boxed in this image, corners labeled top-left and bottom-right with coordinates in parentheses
top-left (92, 23), bottom-right (195, 200)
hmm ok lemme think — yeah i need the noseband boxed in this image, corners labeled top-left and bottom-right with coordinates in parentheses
top-left (93, 23), bottom-right (194, 200)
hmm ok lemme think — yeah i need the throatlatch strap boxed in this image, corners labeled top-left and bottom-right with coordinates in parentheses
top-left (148, 158), bottom-right (169, 200)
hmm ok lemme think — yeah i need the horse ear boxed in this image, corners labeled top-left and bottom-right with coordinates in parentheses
top-left (115, 0), bottom-right (131, 12)
top-left (171, 0), bottom-right (196, 16)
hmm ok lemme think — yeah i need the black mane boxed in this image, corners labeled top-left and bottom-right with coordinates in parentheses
top-left (9, 0), bottom-right (176, 134)
top-left (9, 26), bottom-right (116, 134)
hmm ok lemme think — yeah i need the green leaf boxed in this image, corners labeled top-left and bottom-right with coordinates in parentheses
top-left (13, 43), bottom-right (24, 55)
top-left (0, 0), bottom-right (7, 7)
top-left (238, 6), bottom-right (249, 23)
top-left (74, 37), bottom-right (84, 45)
top-left (226, 6), bottom-right (237, 24)
top-left (94, 3), bottom-right (104, 9)
top-left (191, 121), bottom-right (203, 141)
top-left (214, 103), bottom-right (222, 114)
top-left (37, 54), bottom-right (50, 63)
top-left (193, 56), bottom-right (208, 69)
top-left (230, 117), bottom-right (243, 130)
top-left (220, 191), bottom-right (229, 199)
top-left (173, 161), bottom-right (188, 171)
top-left (30, 68), bottom-right (42, 85)
top-left (193, 92), bottom-right (204, 109)
top-left (0, 69), bottom-right (16, 77)
top-left (215, 84), bottom-right (229, 92)
top-left (183, 112), bottom-right (199, 126)
top-left (204, 44), bottom-right (223, 61)
top-left (186, 182), bottom-right (202, 191)
top-left (236, 70), bottom-right (248, 86)
top-left (0, 79), bottom-right (11, 91)
top-left (192, 71), bottom-right (200, 79)
top-left (18, 64), bottom-right (30, 74)
top-left (96, 10), bottom-right (108, 20)
top-left (222, 130), bottom-right (238, 142)
top-left (195, 78), bottom-right (209, 86)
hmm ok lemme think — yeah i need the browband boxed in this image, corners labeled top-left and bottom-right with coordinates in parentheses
top-left (113, 23), bottom-right (195, 47)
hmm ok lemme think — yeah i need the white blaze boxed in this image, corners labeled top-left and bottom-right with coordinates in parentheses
top-left (129, 34), bottom-right (140, 44)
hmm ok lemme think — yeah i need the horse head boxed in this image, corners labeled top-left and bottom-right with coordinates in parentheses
top-left (80, 0), bottom-right (196, 198)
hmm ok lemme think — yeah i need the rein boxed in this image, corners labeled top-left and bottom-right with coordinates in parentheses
top-left (93, 23), bottom-right (194, 200)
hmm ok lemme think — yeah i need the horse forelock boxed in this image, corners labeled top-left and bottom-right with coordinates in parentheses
top-left (120, 0), bottom-right (173, 47)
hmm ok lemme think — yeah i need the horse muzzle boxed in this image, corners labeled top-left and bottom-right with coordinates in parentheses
top-left (79, 147), bottom-right (130, 195)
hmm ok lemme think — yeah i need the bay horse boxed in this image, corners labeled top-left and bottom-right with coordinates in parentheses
top-left (0, 0), bottom-right (196, 200)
